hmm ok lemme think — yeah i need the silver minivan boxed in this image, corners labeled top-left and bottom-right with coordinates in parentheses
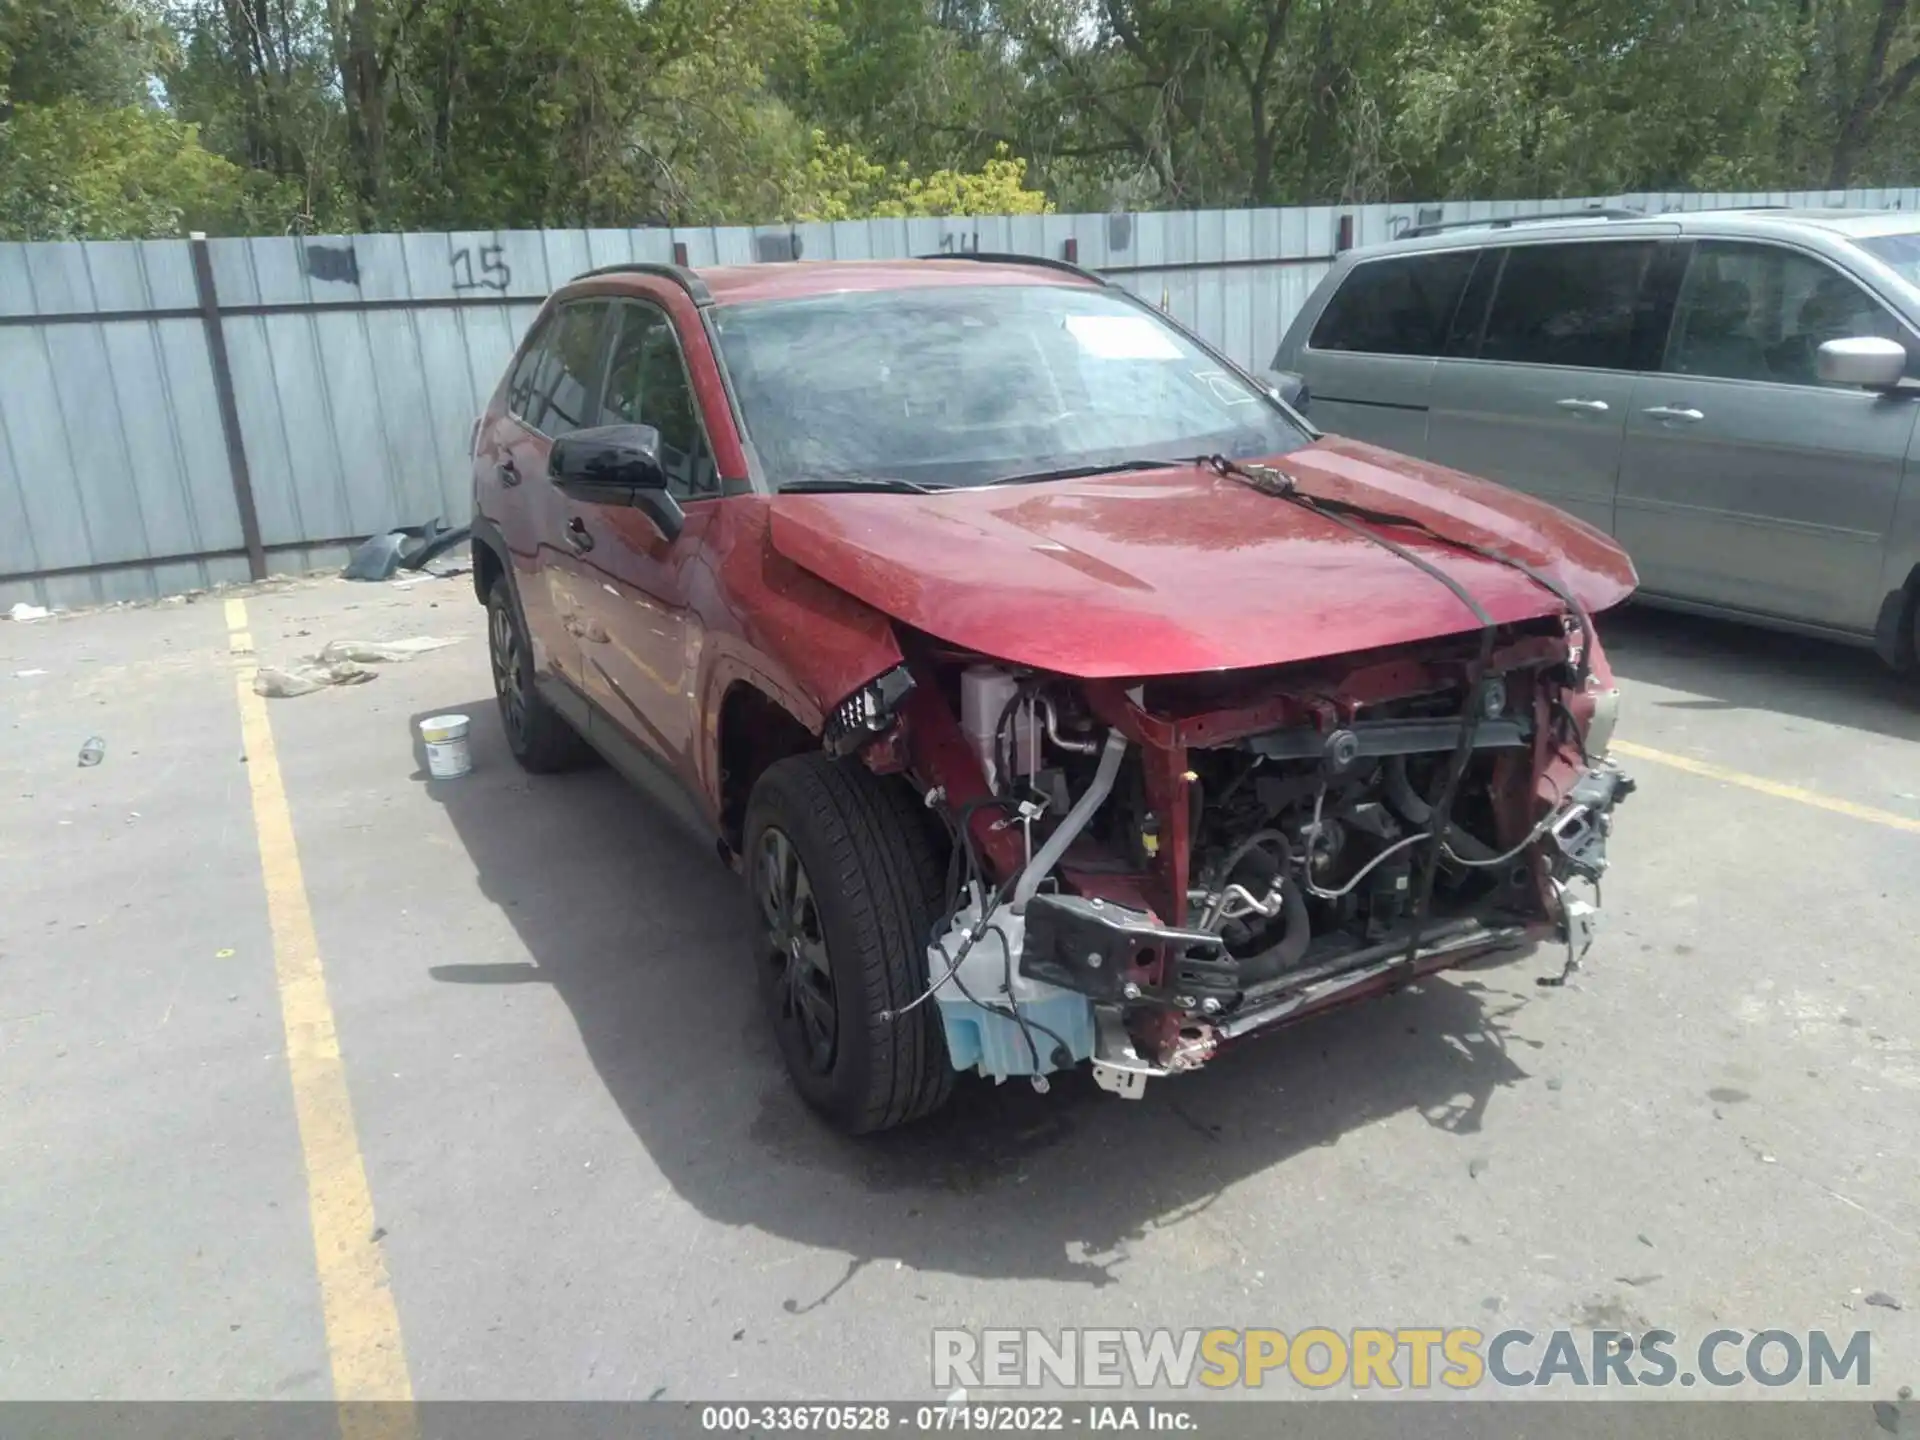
top-left (1272, 209), bottom-right (1920, 669)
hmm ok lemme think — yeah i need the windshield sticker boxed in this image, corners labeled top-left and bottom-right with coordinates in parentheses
top-left (1064, 314), bottom-right (1183, 360)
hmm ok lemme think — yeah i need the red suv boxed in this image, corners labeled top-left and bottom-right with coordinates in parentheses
top-left (470, 255), bottom-right (1636, 1133)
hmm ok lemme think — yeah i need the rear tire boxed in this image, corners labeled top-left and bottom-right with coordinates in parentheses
top-left (487, 579), bottom-right (594, 773)
top-left (744, 753), bottom-right (954, 1134)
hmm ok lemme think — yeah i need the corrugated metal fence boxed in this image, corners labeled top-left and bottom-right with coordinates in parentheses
top-left (3, 186), bottom-right (1917, 607)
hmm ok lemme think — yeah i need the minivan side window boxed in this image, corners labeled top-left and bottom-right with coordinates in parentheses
top-left (598, 305), bottom-right (719, 499)
top-left (1308, 251), bottom-right (1478, 357)
top-left (1663, 240), bottom-right (1916, 386)
top-left (1478, 241), bottom-right (1659, 370)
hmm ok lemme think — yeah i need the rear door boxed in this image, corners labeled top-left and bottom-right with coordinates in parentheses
top-left (483, 308), bottom-right (578, 685)
top-left (1289, 248), bottom-right (1478, 455)
top-left (475, 308), bottom-right (553, 648)
top-left (516, 298), bottom-right (617, 689)
top-left (1425, 239), bottom-right (1673, 535)
top-left (1615, 239), bottom-right (1920, 632)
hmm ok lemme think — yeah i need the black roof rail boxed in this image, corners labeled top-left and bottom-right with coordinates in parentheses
top-left (573, 262), bottom-right (714, 306)
top-left (914, 251), bottom-right (1109, 285)
top-left (1395, 207), bottom-right (1645, 240)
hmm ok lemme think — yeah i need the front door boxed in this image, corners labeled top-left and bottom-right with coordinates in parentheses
top-left (1425, 239), bottom-right (1671, 536)
top-left (569, 299), bottom-right (726, 788)
top-left (1615, 240), bottom-right (1919, 632)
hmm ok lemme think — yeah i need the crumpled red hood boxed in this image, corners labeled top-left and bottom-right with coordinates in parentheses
top-left (767, 437), bottom-right (1637, 678)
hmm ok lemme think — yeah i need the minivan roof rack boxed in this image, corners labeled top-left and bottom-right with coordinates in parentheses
top-left (914, 251), bottom-right (1109, 286)
top-left (1395, 207), bottom-right (1645, 240)
top-left (574, 262), bottom-right (714, 306)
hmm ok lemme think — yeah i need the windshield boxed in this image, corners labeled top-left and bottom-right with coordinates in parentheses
top-left (711, 283), bottom-right (1311, 489)
top-left (1855, 230), bottom-right (1920, 290)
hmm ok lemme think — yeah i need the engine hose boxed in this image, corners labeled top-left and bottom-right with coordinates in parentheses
top-left (1199, 456), bottom-right (1497, 971)
top-left (1383, 756), bottom-right (1499, 863)
top-left (1233, 878), bottom-right (1311, 984)
top-left (1012, 728), bottom-right (1127, 913)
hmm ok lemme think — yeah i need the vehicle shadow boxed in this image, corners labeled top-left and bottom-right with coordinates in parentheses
top-left (415, 698), bottom-right (1539, 1287)
top-left (1599, 602), bottom-right (1920, 741)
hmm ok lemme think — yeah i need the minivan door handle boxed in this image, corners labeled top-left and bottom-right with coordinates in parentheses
top-left (1642, 405), bottom-right (1705, 423)
top-left (1555, 398), bottom-right (1611, 414)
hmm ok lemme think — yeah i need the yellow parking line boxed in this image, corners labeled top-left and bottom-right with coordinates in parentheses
top-left (226, 598), bottom-right (415, 1421)
top-left (1612, 738), bottom-right (1920, 835)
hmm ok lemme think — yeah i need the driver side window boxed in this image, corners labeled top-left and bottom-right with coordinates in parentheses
top-left (599, 304), bottom-right (719, 500)
top-left (1663, 241), bottom-right (1915, 386)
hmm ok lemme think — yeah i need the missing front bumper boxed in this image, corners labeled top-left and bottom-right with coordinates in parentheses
top-left (946, 756), bottom-right (1633, 1098)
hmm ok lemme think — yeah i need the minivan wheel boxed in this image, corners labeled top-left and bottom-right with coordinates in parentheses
top-left (486, 580), bottom-right (593, 772)
top-left (743, 753), bottom-right (954, 1134)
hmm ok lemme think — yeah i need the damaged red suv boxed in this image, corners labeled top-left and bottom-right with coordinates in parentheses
top-left (470, 255), bottom-right (1636, 1133)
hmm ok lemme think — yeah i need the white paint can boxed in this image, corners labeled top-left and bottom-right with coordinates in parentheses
top-left (419, 713), bottom-right (473, 779)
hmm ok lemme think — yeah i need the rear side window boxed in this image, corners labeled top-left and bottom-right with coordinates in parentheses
top-left (1309, 251), bottom-right (1478, 356)
top-left (504, 314), bottom-right (553, 421)
top-left (523, 302), bottom-right (610, 437)
top-left (1479, 241), bottom-right (1659, 370)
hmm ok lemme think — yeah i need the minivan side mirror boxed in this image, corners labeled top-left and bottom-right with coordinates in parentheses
top-left (1259, 368), bottom-right (1311, 412)
top-left (1816, 336), bottom-right (1907, 391)
top-left (549, 423), bottom-right (684, 541)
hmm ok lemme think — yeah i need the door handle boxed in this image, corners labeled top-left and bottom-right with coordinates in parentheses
top-left (1555, 398), bottom-right (1611, 414)
top-left (564, 516), bottom-right (594, 552)
top-left (1642, 405), bottom-right (1705, 423)
top-left (496, 457), bottom-right (521, 487)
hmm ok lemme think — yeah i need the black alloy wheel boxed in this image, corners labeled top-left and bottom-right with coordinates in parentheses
top-left (489, 596), bottom-right (528, 746)
top-left (757, 825), bottom-right (837, 1075)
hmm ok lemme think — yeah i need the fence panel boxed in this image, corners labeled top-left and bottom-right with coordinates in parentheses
top-left (3, 186), bottom-right (1917, 606)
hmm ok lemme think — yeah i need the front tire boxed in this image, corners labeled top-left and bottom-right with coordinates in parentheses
top-left (744, 753), bottom-right (954, 1134)
top-left (487, 580), bottom-right (594, 772)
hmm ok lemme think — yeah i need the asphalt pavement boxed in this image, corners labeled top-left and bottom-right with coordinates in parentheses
top-left (2, 575), bottom-right (1916, 1405)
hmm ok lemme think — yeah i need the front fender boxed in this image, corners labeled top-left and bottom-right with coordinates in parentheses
top-left (707, 496), bottom-right (907, 736)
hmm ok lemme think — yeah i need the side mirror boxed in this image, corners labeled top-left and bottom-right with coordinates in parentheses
top-left (1259, 368), bottom-right (1310, 412)
top-left (549, 423), bottom-right (684, 542)
top-left (1816, 336), bottom-right (1907, 390)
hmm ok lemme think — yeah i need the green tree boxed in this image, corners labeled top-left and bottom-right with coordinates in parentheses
top-left (0, 99), bottom-right (268, 238)
top-left (0, 0), bottom-right (287, 238)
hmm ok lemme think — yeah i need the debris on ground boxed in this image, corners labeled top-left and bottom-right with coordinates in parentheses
top-left (14, 668), bottom-right (47, 678)
top-left (1468, 1157), bottom-right (1489, 1180)
top-left (342, 518), bottom-right (472, 582)
top-left (390, 567), bottom-right (469, 589)
top-left (317, 637), bottom-right (457, 664)
top-left (254, 661), bottom-right (376, 697)
top-left (253, 635), bottom-right (455, 697)
top-left (9, 602), bottom-right (53, 622)
top-left (1865, 1291), bottom-right (1903, 1310)
top-left (77, 736), bottom-right (106, 767)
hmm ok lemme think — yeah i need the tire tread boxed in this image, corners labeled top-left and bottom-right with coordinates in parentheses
top-left (489, 581), bottom-right (594, 773)
top-left (752, 753), bottom-right (953, 1132)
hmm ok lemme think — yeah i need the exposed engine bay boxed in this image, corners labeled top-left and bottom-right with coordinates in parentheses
top-left (809, 457), bottom-right (1638, 1101)
top-left (836, 613), bottom-right (1632, 1101)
